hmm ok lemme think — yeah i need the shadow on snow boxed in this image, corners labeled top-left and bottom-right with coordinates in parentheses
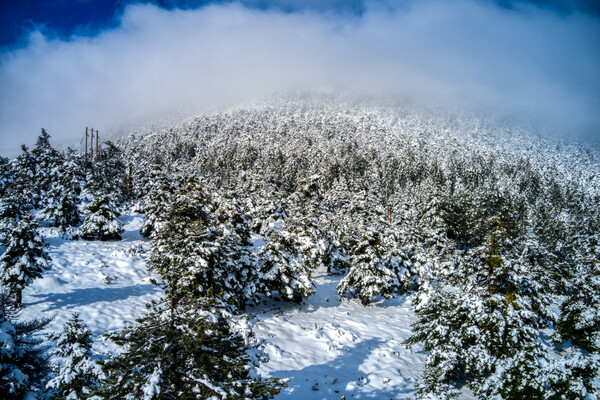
top-left (272, 338), bottom-right (414, 399)
top-left (25, 284), bottom-right (159, 311)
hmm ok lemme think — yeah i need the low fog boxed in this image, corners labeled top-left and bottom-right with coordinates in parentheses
top-left (0, 0), bottom-right (598, 154)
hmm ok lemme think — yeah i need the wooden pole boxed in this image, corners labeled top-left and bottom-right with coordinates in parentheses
top-left (96, 130), bottom-right (99, 159)
top-left (90, 128), bottom-right (94, 159)
top-left (85, 127), bottom-right (88, 161)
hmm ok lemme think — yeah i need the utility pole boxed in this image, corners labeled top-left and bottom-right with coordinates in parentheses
top-left (85, 127), bottom-right (88, 161)
top-left (96, 130), bottom-right (99, 159)
top-left (90, 128), bottom-right (94, 160)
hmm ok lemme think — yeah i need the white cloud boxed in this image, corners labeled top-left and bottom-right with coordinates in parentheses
top-left (0, 0), bottom-right (598, 154)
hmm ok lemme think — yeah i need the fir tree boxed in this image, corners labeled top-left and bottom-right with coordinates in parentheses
top-left (140, 165), bottom-right (174, 238)
top-left (0, 291), bottom-right (50, 399)
top-left (405, 218), bottom-right (555, 399)
top-left (98, 296), bottom-right (282, 400)
top-left (337, 228), bottom-right (410, 305)
top-left (0, 156), bottom-right (13, 198)
top-left (86, 141), bottom-right (127, 198)
top-left (0, 195), bottom-right (24, 241)
top-left (211, 200), bottom-right (263, 308)
top-left (555, 237), bottom-right (600, 353)
top-left (12, 145), bottom-right (37, 207)
top-left (41, 156), bottom-right (82, 230)
top-left (0, 212), bottom-right (51, 306)
top-left (258, 221), bottom-right (315, 303)
top-left (46, 313), bottom-right (100, 399)
top-left (32, 128), bottom-right (62, 206)
top-left (81, 193), bottom-right (123, 240)
top-left (147, 178), bottom-right (216, 306)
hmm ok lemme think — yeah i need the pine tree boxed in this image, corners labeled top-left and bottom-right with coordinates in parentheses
top-left (0, 212), bottom-right (51, 306)
top-left (404, 218), bottom-right (555, 399)
top-left (11, 145), bottom-right (37, 208)
top-left (85, 141), bottom-right (127, 198)
top-left (46, 313), bottom-right (100, 399)
top-left (0, 195), bottom-right (24, 241)
top-left (147, 178), bottom-right (216, 306)
top-left (81, 193), bottom-right (123, 240)
top-left (0, 156), bottom-right (13, 198)
top-left (41, 156), bottom-right (82, 230)
top-left (337, 227), bottom-right (409, 305)
top-left (32, 128), bottom-right (62, 206)
top-left (258, 221), bottom-right (315, 303)
top-left (98, 296), bottom-right (282, 400)
top-left (211, 199), bottom-right (263, 308)
top-left (555, 237), bottom-right (600, 353)
top-left (140, 165), bottom-right (174, 238)
top-left (0, 291), bottom-right (50, 399)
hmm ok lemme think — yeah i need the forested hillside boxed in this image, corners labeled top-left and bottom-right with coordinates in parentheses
top-left (1, 96), bottom-right (599, 399)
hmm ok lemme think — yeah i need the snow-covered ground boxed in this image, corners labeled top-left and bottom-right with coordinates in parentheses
top-left (19, 212), bottom-right (466, 399)
top-left (250, 272), bottom-right (427, 399)
top-left (21, 214), bottom-right (162, 356)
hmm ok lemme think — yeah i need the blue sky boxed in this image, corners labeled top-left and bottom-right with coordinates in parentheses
top-left (0, 1), bottom-right (367, 49)
top-left (1, 0), bottom-right (598, 50)
top-left (0, 0), bottom-right (598, 153)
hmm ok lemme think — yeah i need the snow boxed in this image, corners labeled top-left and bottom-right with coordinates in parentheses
top-left (249, 271), bottom-right (430, 399)
top-left (21, 214), bottom-right (162, 355)
top-left (17, 212), bottom-right (475, 399)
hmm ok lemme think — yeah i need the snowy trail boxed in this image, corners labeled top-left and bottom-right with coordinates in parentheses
top-left (251, 272), bottom-right (427, 400)
top-left (21, 214), bottom-right (162, 355)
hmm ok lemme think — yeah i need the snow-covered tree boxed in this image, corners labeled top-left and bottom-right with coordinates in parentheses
top-left (556, 263), bottom-right (600, 353)
top-left (0, 292), bottom-right (50, 398)
top-left (405, 219), bottom-right (556, 399)
top-left (0, 212), bottom-right (51, 306)
top-left (46, 313), bottom-right (100, 400)
top-left (98, 296), bottom-right (282, 399)
top-left (0, 157), bottom-right (13, 198)
top-left (11, 145), bottom-right (37, 208)
top-left (0, 196), bottom-right (24, 241)
top-left (40, 156), bottom-right (82, 230)
top-left (32, 128), bottom-right (63, 206)
top-left (81, 193), bottom-right (123, 240)
top-left (42, 187), bottom-right (81, 230)
top-left (337, 227), bottom-right (412, 305)
top-left (139, 165), bottom-right (174, 238)
top-left (147, 178), bottom-right (217, 306)
top-left (85, 141), bottom-right (127, 199)
top-left (258, 220), bottom-right (315, 303)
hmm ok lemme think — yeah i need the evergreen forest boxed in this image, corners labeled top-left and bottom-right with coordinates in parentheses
top-left (1, 96), bottom-right (599, 399)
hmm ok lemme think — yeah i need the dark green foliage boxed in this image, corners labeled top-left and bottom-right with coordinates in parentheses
top-left (258, 224), bottom-right (315, 303)
top-left (0, 291), bottom-right (51, 399)
top-left (405, 219), bottom-right (555, 399)
top-left (0, 157), bottom-right (12, 198)
top-left (0, 212), bottom-right (51, 306)
top-left (139, 165), bottom-right (175, 238)
top-left (98, 297), bottom-right (282, 400)
top-left (81, 193), bottom-right (123, 240)
top-left (147, 178), bottom-right (214, 304)
top-left (86, 141), bottom-right (127, 198)
top-left (12, 145), bottom-right (37, 207)
top-left (555, 262), bottom-right (600, 353)
top-left (32, 129), bottom-right (63, 206)
top-left (46, 313), bottom-right (99, 399)
top-left (41, 154), bottom-right (83, 229)
top-left (337, 228), bottom-right (412, 304)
